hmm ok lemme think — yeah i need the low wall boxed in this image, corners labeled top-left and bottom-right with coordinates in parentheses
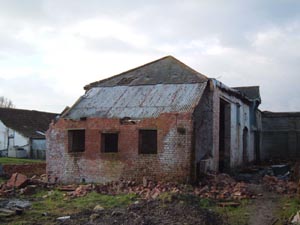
top-left (261, 112), bottom-right (300, 160)
top-left (2, 163), bottom-right (46, 177)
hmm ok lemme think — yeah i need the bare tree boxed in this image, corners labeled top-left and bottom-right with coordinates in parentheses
top-left (0, 96), bottom-right (15, 108)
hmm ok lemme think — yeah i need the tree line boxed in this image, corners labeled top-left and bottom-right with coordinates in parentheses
top-left (0, 96), bottom-right (15, 108)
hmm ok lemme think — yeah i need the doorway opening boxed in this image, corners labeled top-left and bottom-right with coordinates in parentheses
top-left (243, 127), bottom-right (249, 163)
top-left (219, 99), bottom-right (231, 172)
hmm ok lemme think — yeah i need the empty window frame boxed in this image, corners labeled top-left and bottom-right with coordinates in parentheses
top-left (102, 133), bottom-right (118, 153)
top-left (68, 129), bottom-right (85, 152)
top-left (139, 129), bottom-right (157, 154)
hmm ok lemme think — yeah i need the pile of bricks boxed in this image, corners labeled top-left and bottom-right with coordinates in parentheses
top-left (93, 179), bottom-right (186, 199)
top-left (60, 174), bottom-right (255, 200)
top-left (0, 172), bottom-right (51, 197)
top-left (262, 175), bottom-right (298, 195)
top-left (0, 172), bottom-right (257, 201)
top-left (194, 173), bottom-right (255, 200)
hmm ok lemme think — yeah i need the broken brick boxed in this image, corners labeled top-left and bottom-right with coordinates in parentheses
top-left (6, 173), bottom-right (28, 189)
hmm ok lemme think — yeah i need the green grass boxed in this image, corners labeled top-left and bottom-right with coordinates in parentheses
top-left (0, 176), bottom-right (8, 184)
top-left (277, 196), bottom-right (300, 223)
top-left (214, 200), bottom-right (250, 225)
top-left (3, 189), bottom-right (136, 225)
top-left (0, 157), bottom-right (45, 165)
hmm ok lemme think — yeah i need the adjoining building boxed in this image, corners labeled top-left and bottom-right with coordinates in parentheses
top-left (0, 108), bottom-right (57, 159)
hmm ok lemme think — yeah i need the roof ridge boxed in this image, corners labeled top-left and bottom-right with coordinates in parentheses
top-left (84, 56), bottom-right (172, 90)
top-left (0, 107), bottom-right (57, 115)
top-left (84, 56), bottom-right (208, 90)
top-left (232, 86), bottom-right (260, 88)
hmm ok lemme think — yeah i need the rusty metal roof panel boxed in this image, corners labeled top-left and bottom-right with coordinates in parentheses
top-left (64, 83), bottom-right (207, 119)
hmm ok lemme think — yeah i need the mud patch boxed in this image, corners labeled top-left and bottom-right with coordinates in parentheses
top-left (60, 195), bottom-right (225, 225)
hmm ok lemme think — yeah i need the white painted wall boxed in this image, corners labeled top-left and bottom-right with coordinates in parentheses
top-left (0, 120), bottom-right (8, 150)
top-left (0, 120), bottom-right (30, 157)
top-left (225, 95), bottom-right (252, 167)
top-left (0, 120), bottom-right (48, 159)
top-left (8, 130), bottom-right (29, 158)
top-left (210, 87), bottom-right (253, 171)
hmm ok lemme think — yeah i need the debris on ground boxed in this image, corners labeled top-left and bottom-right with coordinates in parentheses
top-left (58, 184), bottom-right (77, 192)
top-left (61, 195), bottom-right (226, 225)
top-left (57, 215), bottom-right (71, 221)
top-left (271, 164), bottom-right (290, 178)
top-left (262, 175), bottom-right (297, 195)
top-left (0, 173), bottom-right (54, 197)
top-left (6, 173), bottom-right (28, 188)
top-left (195, 173), bottom-right (255, 200)
top-left (0, 198), bottom-right (31, 217)
top-left (1, 165), bottom-right (299, 202)
top-left (93, 179), bottom-right (186, 200)
top-left (290, 211), bottom-right (300, 224)
top-left (67, 184), bottom-right (94, 198)
top-left (2, 163), bottom-right (300, 224)
top-left (93, 205), bottom-right (104, 212)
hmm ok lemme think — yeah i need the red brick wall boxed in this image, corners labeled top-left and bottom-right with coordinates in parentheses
top-left (46, 113), bottom-right (194, 184)
top-left (3, 163), bottom-right (46, 177)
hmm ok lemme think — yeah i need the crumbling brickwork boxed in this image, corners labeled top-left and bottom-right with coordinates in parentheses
top-left (46, 113), bottom-right (193, 184)
top-left (3, 163), bottom-right (46, 177)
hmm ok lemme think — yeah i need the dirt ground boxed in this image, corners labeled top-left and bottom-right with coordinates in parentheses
top-left (247, 184), bottom-right (281, 225)
top-left (58, 195), bottom-right (225, 225)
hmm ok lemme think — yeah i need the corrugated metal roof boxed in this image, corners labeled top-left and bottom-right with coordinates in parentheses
top-left (64, 83), bottom-right (207, 119)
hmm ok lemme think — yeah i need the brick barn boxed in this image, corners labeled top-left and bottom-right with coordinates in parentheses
top-left (46, 56), bottom-right (261, 183)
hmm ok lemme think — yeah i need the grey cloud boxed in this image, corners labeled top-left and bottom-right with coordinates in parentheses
top-left (82, 36), bottom-right (143, 53)
top-left (0, 34), bottom-right (37, 56)
top-left (0, 0), bottom-right (299, 112)
top-left (0, 76), bottom-right (71, 113)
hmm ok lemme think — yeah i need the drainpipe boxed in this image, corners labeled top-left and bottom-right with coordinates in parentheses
top-left (6, 128), bottom-right (9, 153)
top-left (190, 120), bottom-right (196, 184)
top-left (29, 137), bottom-right (32, 159)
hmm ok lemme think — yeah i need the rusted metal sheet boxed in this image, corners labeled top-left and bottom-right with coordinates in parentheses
top-left (64, 83), bottom-right (207, 119)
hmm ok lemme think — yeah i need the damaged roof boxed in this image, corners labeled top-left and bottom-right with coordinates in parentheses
top-left (233, 86), bottom-right (261, 102)
top-left (64, 83), bottom-right (207, 119)
top-left (0, 108), bottom-right (58, 138)
top-left (84, 56), bottom-right (208, 90)
top-left (64, 56), bottom-right (209, 119)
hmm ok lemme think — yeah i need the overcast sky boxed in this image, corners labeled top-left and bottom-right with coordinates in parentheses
top-left (0, 0), bottom-right (299, 113)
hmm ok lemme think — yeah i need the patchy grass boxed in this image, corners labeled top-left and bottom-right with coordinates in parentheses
top-left (159, 192), bottom-right (250, 224)
top-left (0, 176), bottom-right (8, 184)
top-left (214, 200), bottom-right (250, 225)
top-left (277, 196), bottom-right (300, 223)
top-left (0, 157), bottom-right (45, 165)
top-left (3, 189), bottom-right (137, 225)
